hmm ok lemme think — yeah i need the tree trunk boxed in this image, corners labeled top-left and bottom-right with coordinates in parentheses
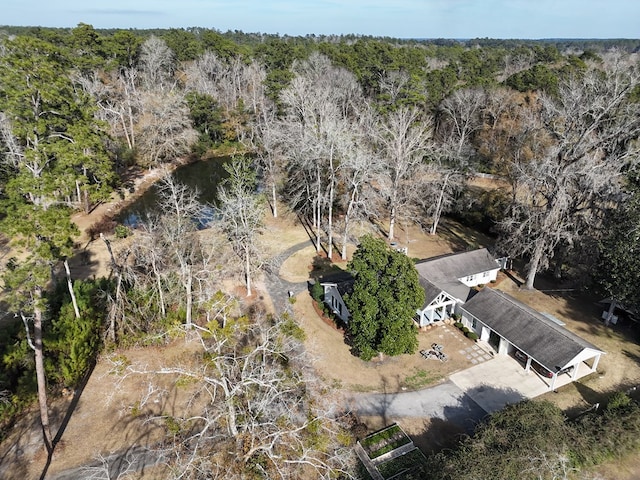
top-left (150, 258), bottom-right (166, 317)
top-left (430, 173), bottom-right (449, 235)
top-left (33, 302), bottom-right (53, 452)
top-left (185, 268), bottom-right (193, 328)
top-left (342, 187), bottom-right (358, 261)
top-left (75, 179), bottom-right (82, 206)
top-left (120, 112), bottom-right (133, 150)
top-left (127, 102), bottom-right (136, 148)
top-left (63, 259), bottom-right (81, 319)
top-left (110, 274), bottom-right (122, 343)
top-left (525, 243), bottom-right (544, 289)
top-left (389, 204), bottom-right (396, 241)
top-left (101, 234), bottom-right (119, 343)
top-left (605, 299), bottom-right (617, 326)
top-left (271, 183), bottom-right (277, 218)
top-left (315, 166), bottom-right (322, 252)
top-left (327, 159), bottom-right (335, 261)
top-left (245, 246), bottom-right (252, 297)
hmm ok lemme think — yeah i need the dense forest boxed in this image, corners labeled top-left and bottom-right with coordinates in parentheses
top-left (1, 24), bottom-right (640, 479)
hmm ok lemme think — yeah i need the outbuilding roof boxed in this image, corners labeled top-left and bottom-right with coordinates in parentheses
top-left (462, 288), bottom-right (604, 371)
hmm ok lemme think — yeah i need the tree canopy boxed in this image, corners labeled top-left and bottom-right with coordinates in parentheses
top-left (345, 235), bottom-right (424, 360)
top-left (594, 173), bottom-right (640, 314)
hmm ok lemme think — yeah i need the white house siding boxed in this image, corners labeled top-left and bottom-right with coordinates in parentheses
top-left (559, 348), bottom-right (603, 374)
top-left (322, 284), bottom-right (350, 324)
top-left (417, 291), bottom-right (458, 327)
top-left (458, 268), bottom-right (500, 288)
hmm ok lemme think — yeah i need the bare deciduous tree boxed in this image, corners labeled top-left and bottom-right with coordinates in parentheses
top-left (217, 157), bottom-right (265, 297)
top-left (110, 303), bottom-right (355, 479)
top-left (155, 176), bottom-right (206, 328)
top-left (426, 88), bottom-right (488, 235)
top-left (375, 106), bottom-right (432, 240)
top-left (277, 53), bottom-right (364, 258)
top-left (136, 90), bottom-right (198, 166)
top-left (139, 35), bottom-right (176, 91)
top-left (338, 103), bottom-right (381, 259)
top-left (500, 64), bottom-right (640, 288)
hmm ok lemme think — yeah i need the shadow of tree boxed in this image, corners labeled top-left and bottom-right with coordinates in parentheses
top-left (308, 255), bottom-right (344, 281)
top-left (66, 246), bottom-right (103, 282)
top-left (409, 417), bottom-right (467, 455)
top-left (436, 217), bottom-right (496, 253)
top-left (38, 360), bottom-right (98, 479)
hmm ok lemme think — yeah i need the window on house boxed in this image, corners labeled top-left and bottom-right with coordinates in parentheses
top-left (466, 275), bottom-right (474, 282)
top-left (472, 318), bottom-right (477, 329)
top-left (483, 271), bottom-right (489, 278)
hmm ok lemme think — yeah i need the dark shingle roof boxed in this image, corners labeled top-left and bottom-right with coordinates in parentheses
top-left (463, 288), bottom-right (604, 371)
top-left (415, 248), bottom-right (498, 302)
top-left (319, 271), bottom-right (354, 296)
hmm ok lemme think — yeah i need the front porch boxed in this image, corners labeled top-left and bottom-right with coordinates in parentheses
top-left (417, 291), bottom-right (459, 327)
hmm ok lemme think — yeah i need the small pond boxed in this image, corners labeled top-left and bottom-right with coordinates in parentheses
top-left (117, 156), bottom-right (230, 228)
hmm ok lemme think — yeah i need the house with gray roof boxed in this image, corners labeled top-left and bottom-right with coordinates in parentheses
top-left (319, 271), bottom-right (354, 324)
top-left (460, 287), bottom-right (604, 390)
top-left (414, 248), bottom-right (501, 326)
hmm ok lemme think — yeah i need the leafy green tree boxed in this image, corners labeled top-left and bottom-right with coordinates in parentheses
top-left (594, 174), bottom-right (640, 316)
top-left (67, 23), bottom-right (106, 72)
top-left (103, 29), bottom-right (142, 68)
top-left (431, 400), bottom-right (575, 480)
top-left (505, 64), bottom-right (559, 95)
top-left (185, 91), bottom-right (225, 146)
top-left (162, 28), bottom-right (204, 61)
top-left (201, 29), bottom-right (247, 60)
top-left (0, 36), bottom-right (115, 213)
top-left (345, 235), bottom-right (423, 360)
top-left (46, 279), bottom-right (107, 387)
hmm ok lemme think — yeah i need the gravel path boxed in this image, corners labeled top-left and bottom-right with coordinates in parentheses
top-left (263, 240), bottom-right (315, 313)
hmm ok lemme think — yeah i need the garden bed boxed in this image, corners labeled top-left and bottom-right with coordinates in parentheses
top-left (376, 448), bottom-right (429, 479)
top-left (360, 424), bottom-right (412, 459)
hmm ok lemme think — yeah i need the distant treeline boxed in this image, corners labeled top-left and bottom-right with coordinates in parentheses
top-left (1, 24), bottom-right (639, 53)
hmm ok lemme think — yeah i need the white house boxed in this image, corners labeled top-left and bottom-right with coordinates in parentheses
top-left (319, 271), bottom-right (354, 324)
top-left (413, 248), bottom-right (501, 327)
top-left (460, 287), bottom-right (605, 390)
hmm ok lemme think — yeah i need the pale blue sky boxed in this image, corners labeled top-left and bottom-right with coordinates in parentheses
top-left (3, 0), bottom-right (639, 39)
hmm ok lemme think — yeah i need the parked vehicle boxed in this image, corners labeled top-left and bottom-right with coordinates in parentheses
top-left (514, 349), bottom-right (528, 363)
top-left (531, 361), bottom-right (553, 378)
top-left (514, 349), bottom-right (573, 377)
top-left (558, 365), bottom-right (574, 375)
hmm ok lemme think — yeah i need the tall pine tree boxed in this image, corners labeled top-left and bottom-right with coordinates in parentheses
top-left (0, 35), bottom-right (114, 452)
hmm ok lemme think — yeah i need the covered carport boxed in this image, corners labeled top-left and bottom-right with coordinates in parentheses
top-left (461, 288), bottom-right (605, 391)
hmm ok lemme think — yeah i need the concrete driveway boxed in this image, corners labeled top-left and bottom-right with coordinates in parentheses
top-left (450, 353), bottom-right (592, 413)
top-left (349, 380), bottom-right (487, 433)
top-left (450, 355), bottom-right (546, 414)
top-left (349, 354), bottom-right (582, 432)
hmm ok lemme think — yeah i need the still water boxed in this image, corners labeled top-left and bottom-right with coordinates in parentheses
top-left (117, 156), bottom-right (229, 228)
